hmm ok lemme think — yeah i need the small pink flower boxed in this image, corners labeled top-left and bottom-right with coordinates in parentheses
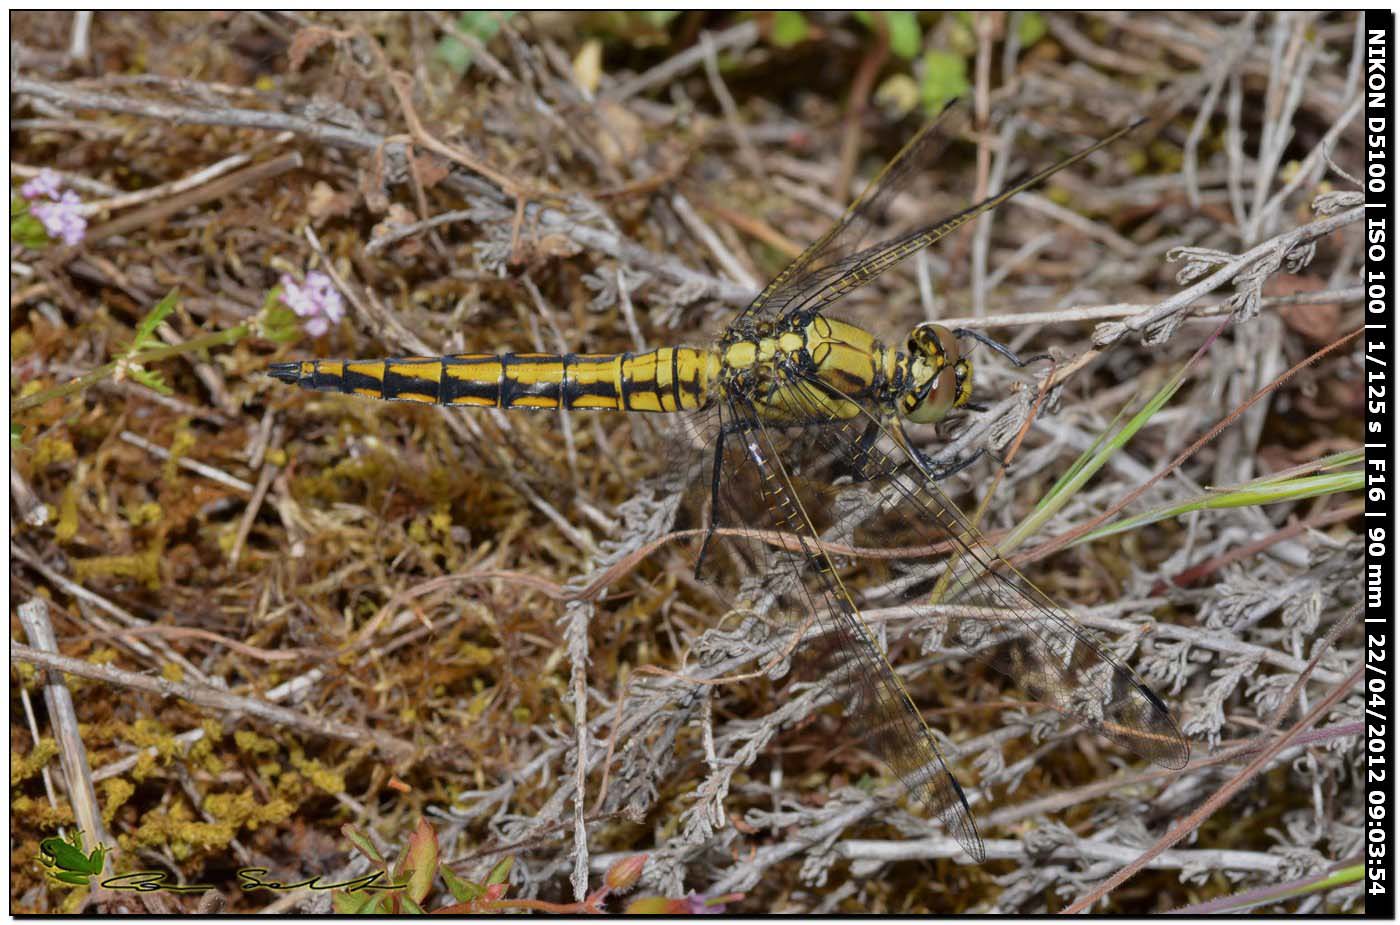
top-left (29, 190), bottom-right (87, 245)
top-left (279, 271), bottom-right (345, 337)
top-left (679, 891), bottom-right (738, 915)
top-left (21, 168), bottom-right (64, 201)
top-left (625, 891), bottom-right (743, 915)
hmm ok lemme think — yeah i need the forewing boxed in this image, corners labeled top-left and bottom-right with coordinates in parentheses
top-left (787, 120), bottom-right (1145, 323)
top-left (772, 372), bottom-right (1190, 771)
top-left (734, 116), bottom-right (1143, 332)
top-left (708, 391), bottom-right (986, 862)
top-left (732, 102), bottom-right (968, 330)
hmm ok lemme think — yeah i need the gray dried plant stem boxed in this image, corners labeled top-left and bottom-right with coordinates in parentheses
top-left (12, 10), bottom-right (1363, 914)
top-left (11, 75), bottom-right (757, 310)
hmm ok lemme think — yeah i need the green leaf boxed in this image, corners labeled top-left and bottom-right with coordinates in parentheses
top-left (884, 11), bottom-right (922, 59)
top-left (947, 12), bottom-right (977, 54)
top-left (1015, 12), bottom-right (1047, 48)
top-left (127, 366), bottom-right (172, 396)
top-left (638, 10), bottom-right (679, 28)
top-left (132, 289), bottom-right (180, 352)
top-left (11, 196), bottom-right (51, 250)
top-left (435, 12), bottom-right (513, 75)
top-left (331, 890), bottom-right (371, 914)
top-left (257, 286), bottom-right (301, 344)
top-left (770, 11), bottom-right (809, 48)
top-left (403, 817), bottom-right (440, 905)
top-left (441, 866), bottom-right (484, 903)
top-left (850, 12), bottom-right (921, 58)
top-left (485, 855), bottom-right (513, 886)
top-left (919, 50), bottom-right (970, 115)
top-left (342, 824), bottom-right (386, 865)
top-left (874, 73), bottom-right (921, 118)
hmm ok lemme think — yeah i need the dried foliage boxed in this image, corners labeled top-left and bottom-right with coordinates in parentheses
top-left (11, 10), bottom-right (1364, 914)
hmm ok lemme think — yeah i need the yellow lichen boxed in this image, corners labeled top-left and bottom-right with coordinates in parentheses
top-left (204, 789), bottom-right (295, 830)
top-left (234, 730), bottom-right (279, 755)
top-left (288, 747), bottom-right (346, 795)
top-left (12, 660), bottom-right (39, 688)
top-left (124, 718), bottom-right (184, 763)
top-left (132, 750), bottom-right (158, 782)
top-left (189, 720), bottom-right (224, 773)
top-left (32, 435), bottom-right (77, 468)
top-left (125, 500), bottom-right (163, 527)
top-left (12, 794), bottom-right (74, 829)
top-left (54, 483), bottom-right (80, 543)
top-left (71, 537), bottom-right (165, 591)
top-left (163, 421), bottom-right (198, 483)
top-left (99, 777), bottom-right (135, 824)
top-left (12, 740), bottom-right (60, 786)
top-left (130, 800), bottom-right (235, 859)
top-left (458, 642), bottom-right (496, 667)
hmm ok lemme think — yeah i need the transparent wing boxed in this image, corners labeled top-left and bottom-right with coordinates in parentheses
top-left (769, 369), bottom-right (1190, 770)
top-left (732, 113), bottom-right (1142, 333)
top-left (713, 390), bottom-right (987, 861)
top-left (731, 101), bottom-right (969, 331)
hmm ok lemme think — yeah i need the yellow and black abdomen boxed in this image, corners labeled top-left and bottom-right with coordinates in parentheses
top-left (268, 348), bottom-right (717, 413)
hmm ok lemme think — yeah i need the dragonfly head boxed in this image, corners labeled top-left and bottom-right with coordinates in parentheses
top-left (898, 323), bottom-right (973, 425)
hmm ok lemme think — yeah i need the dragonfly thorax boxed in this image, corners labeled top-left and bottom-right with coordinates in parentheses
top-left (895, 322), bottom-right (973, 425)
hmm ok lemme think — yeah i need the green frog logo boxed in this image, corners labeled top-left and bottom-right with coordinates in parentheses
top-left (37, 831), bottom-right (108, 887)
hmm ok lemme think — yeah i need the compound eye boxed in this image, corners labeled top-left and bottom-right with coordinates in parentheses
top-left (904, 365), bottom-right (959, 424)
top-left (928, 364), bottom-right (960, 417)
top-left (909, 323), bottom-right (958, 362)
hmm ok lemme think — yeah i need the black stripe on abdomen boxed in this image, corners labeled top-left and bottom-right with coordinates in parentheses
top-left (380, 359), bottom-right (440, 404)
top-left (335, 362), bottom-right (386, 396)
top-left (440, 356), bottom-right (504, 407)
top-left (500, 354), bottom-right (565, 410)
top-left (560, 354), bottom-right (623, 410)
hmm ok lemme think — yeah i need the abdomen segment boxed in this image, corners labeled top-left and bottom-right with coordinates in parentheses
top-left (268, 348), bottom-right (715, 413)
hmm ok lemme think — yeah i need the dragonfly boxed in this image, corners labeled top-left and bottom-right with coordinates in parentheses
top-left (270, 106), bottom-right (1189, 863)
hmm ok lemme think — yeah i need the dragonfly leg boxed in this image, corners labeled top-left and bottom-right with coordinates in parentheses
top-left (694, 422), bottom-right (733, 578)
top-left (846, 419), bottom-right (884, 482)
top-left (952, 328), bottom-right (1051, 368)
top-left (900, 419), bottom-right (986, 480)
top-left (924, 446), bottom-right (986, 480)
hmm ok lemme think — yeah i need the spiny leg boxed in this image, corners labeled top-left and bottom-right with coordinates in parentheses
top-left (694, 420), bottom-right (738, 578)
top-left (899, 420), bottom-right (987, 481)
top-left (936, 329), bottom-right (1056, 471)
top-left (952, 327), bottom-right (1051, 368)
top-left (847, 418), bottom-right (884, 482)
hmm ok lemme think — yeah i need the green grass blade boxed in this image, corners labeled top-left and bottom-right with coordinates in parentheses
top-left (999, 361), bottom-right (1198, 556)
top-left (1076, 470), bottom-right (1361, 545)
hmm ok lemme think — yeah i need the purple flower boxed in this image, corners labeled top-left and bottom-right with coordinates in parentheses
top-left (623, 891), bottom-right (744, 915)
top-left (21, 168), bottom-right (64, 201)
top-left (279, 271), bottom-right (345, 337)
top-left (29, 190), bottom-right (87, 246)
top-left (678, 892), bottom-right (741, 915)
top-left (19, 169), bottom-right (87, 246)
